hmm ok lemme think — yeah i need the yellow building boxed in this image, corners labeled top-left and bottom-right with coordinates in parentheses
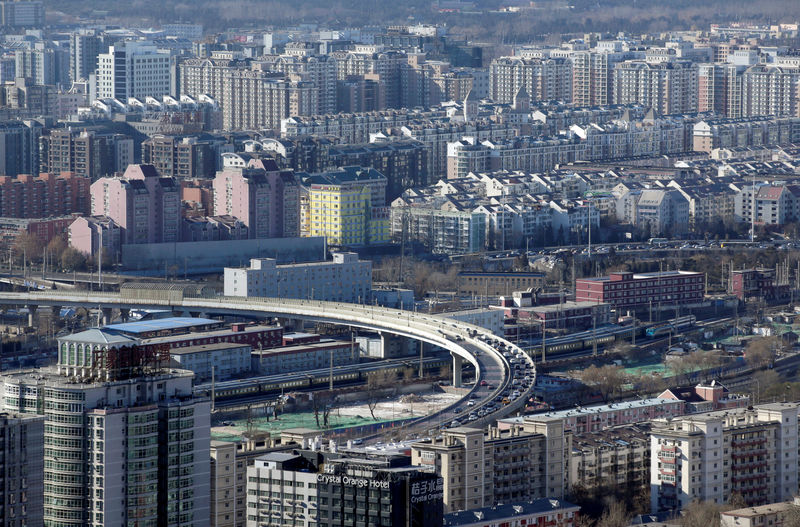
top-left (301, 167), bottom-right (389, 246)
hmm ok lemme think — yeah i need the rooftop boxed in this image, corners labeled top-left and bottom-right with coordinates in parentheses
top-left (104, 317), bottom-right (220, 335)
top-left (444, 499), bottom-right (580, 526)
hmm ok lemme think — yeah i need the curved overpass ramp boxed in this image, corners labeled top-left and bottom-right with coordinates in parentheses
top-left (0, 291), bottom-right (536, 437)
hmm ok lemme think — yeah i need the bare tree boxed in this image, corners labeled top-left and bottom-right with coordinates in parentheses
top-left (579, 365), bottom-right (627, 402)
top-left (365, 370), bottom-right (394, 420)
top-left (597, 501), bottom-right (631, 527)
top-left (746, 337), bottom-right (778, 368)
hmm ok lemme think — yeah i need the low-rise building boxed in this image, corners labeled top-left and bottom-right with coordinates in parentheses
top-left (720, 498), bottom-right (800, 527)
top-left (500, 398), bottom-right (686, 435)
top-left (457, 271), bottom-right (546, 298)
top-left (658, 381), bottom-right (750, 414)
top-left (251, 336), bottom-right (356, 375)
top-left (224, 252), bottom-right (372, 303)
top-left (170, 342), bottom-right (252, 382)
top-left (729, 268), bottom-right (791, 303)
top-left (444, 499), bottom-right (581, 527)
top-left (575, 271), bottom-right (705, 311)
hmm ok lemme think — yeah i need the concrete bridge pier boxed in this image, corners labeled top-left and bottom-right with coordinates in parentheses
top-left (452, 353), bottom-right (463, 388)
top-left (26, 305), bottom-right (37, 327)
top-left (120, 308), bottom-right (130, 322)
top-left (101, 308), bottom-right (113, 326)
top-left (50, 305), bottom-right (60, 318)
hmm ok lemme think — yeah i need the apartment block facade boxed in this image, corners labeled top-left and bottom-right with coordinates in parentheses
top-left (411, 421), bottom-right (568, 514)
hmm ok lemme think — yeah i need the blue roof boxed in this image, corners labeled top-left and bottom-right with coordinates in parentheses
top-left (444, 499), bottom-right (579, 526)
top-left (103, 317), bottom-right (220, 334)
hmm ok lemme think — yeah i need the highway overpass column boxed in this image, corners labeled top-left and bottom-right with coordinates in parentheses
top-left (26, 305), bottom-right (37, 327)
top-left (120, 308), bottom-right (130, 322)
top-left (452, 353), bottom-right (463, 388)
top-left (101, 308), bottom-right (113, 326)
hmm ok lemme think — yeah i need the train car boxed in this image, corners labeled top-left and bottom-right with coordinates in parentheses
top-left (646, 315), bottom-right (696, 338)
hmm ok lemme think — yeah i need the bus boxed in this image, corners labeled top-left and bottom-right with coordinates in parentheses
top-left (648, 237), bottom-right (668, 246)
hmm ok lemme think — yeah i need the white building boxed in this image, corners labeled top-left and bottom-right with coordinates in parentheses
top-left (246, 453), bottom-right (319, 527)
top-left (650, 403), bottom-right (799, 513)
top-left (224, 252), bottom-right (372, 302)
top-left (171, 342), bottom-right (252, 382)
top-left (96, 41), bottom-right (171, 100)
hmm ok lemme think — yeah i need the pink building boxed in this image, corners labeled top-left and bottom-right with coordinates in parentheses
top-left (90, 164), bottom-right (181, 245)
top-left (68, 215), bottom-right (121, 257)
top-left (213, 156), bottom-right (299, 239)
top-left (659, 381), bottom-right (750, 413)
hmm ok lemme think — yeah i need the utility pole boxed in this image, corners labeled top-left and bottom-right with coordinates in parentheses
top-left (541, 318), bottom-right (546, 363)
top-left (329, 348), bottom-right (333, 391)
top-left (418, 340), bottom-right (424, 378)
top-left (592, 312), bottom-right (597, 356)
top-left (211, 366), bottom-right (216, 413)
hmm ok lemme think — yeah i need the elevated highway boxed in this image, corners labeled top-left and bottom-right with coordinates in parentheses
top-left (0, 291), bottom-right (536, 438)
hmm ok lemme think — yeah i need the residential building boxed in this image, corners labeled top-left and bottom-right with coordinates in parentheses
top-left (142, 135), bottom-right (231, 179)
top-left (634, 188), bottom-right (690, 236)
top-left (224, 252), bottom-right (372, 302)
top-left (0, 171), bottom-right (90, 218)
top-left (569, 425), bottom-right (650, 494)
top-left (650, 403), bottom-right (800, 512)
top-left (68, 215), bottom-right (122, 257)
top-left (500, 398), bottom-right (686, 435)
top-left (734, 183), bottom-right (800, 227)
top-left (720, 499), bottom-right (800, 527)
top-left (0, 349), bottom-right (211, 526)
top-left (0, 0), bottom-right (43, 27)
top-left (39, 129), bottom-right (133, 179)
top-left (90, 164), bottom-right (181, 245)
top-left (411, 422), bottom-right (568, 513)
top-left (170, 342), bottom-right (252, 382)
top-left (213, 158), bottom-right (299, 239)
top-left (0, 412), bottom-right (44, 527)
top-left (222, 69), bottom-right (316, 130)
top-left (69, 29), bottom-right (105, 82)
top-left (0, 119), bottom-right (41, 177)
top-left (741, 65), bottom-right (800, 118)
top-left (575, 270), bottom-right (705, 311)
top-left (659, 381), bottom-right (750, 414)
top-left (692, 117), bottom-right (800, 152)
top-left (612, 61), bottom-right (698, 115)
top-left (392, 206), bottom-right (486, 255)
top-left (246, 453), bottom-right (319, 527)
top-left (300, 166), bottom-right (389, 246)
top-left (444, 499), bottom-right (581, 527)
top-left (490, 56), bottom-right (573, 104)
top-left (15, 44), bottom-right (65, 86)
top-left (96, 41), bottom-right (171, 100)
top-left (326, 140), bottom-right (431, 201)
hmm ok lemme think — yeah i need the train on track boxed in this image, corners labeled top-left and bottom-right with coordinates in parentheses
top-left (525, 316), bottom-right (698, 359)
top-left (193, 356), bottom-right (451, 401)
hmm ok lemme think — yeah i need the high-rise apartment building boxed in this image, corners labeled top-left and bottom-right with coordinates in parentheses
top-left (142, 135), bottom-right (229, 179)
top-left (39, 129), bottom-right (133, 179)
top-left (411, 421), bottom-right (568, 514)
top-left (741, 65), bottom-right (800, 118)
top-left (650, 403), bottom-right (799, 512)
top-left (179, 55), bottom-right (249, 103)
top-left (212, 158), bottom-right (299, 239)
top-left (0, 119), bottom-right (41, 177)
top-left (0, 0), bottom-right (44, 27)
top-left (96, 41), bottom-right (171, 100)
top-left (0, 412), bottom-right (44, 527)
top-left (0, 172), bottom-right (90, 218)
top-left (0, 332), bottom-right (210, 527)
top-left (221, 69), bottom-right (317, 130)
top-left (300, 166), bottom-right (389, 246)
top-left (70, 30), bottom-right (107, 82)
top-left (613, 61), bottom-right (698, 115)
top-left (15, 44), bottom-right (63, 86)
top-left (260, 53), bottom-right (337, 115)
top-left (697, 63), bottom-right (743, 118)
top-left (90, 164), bottom-right (181, 245)
top-left (490, 56), bottom-right (573, 104)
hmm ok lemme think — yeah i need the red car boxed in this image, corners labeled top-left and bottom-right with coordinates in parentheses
top-left (480, 380), bottom-right (488, 386)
